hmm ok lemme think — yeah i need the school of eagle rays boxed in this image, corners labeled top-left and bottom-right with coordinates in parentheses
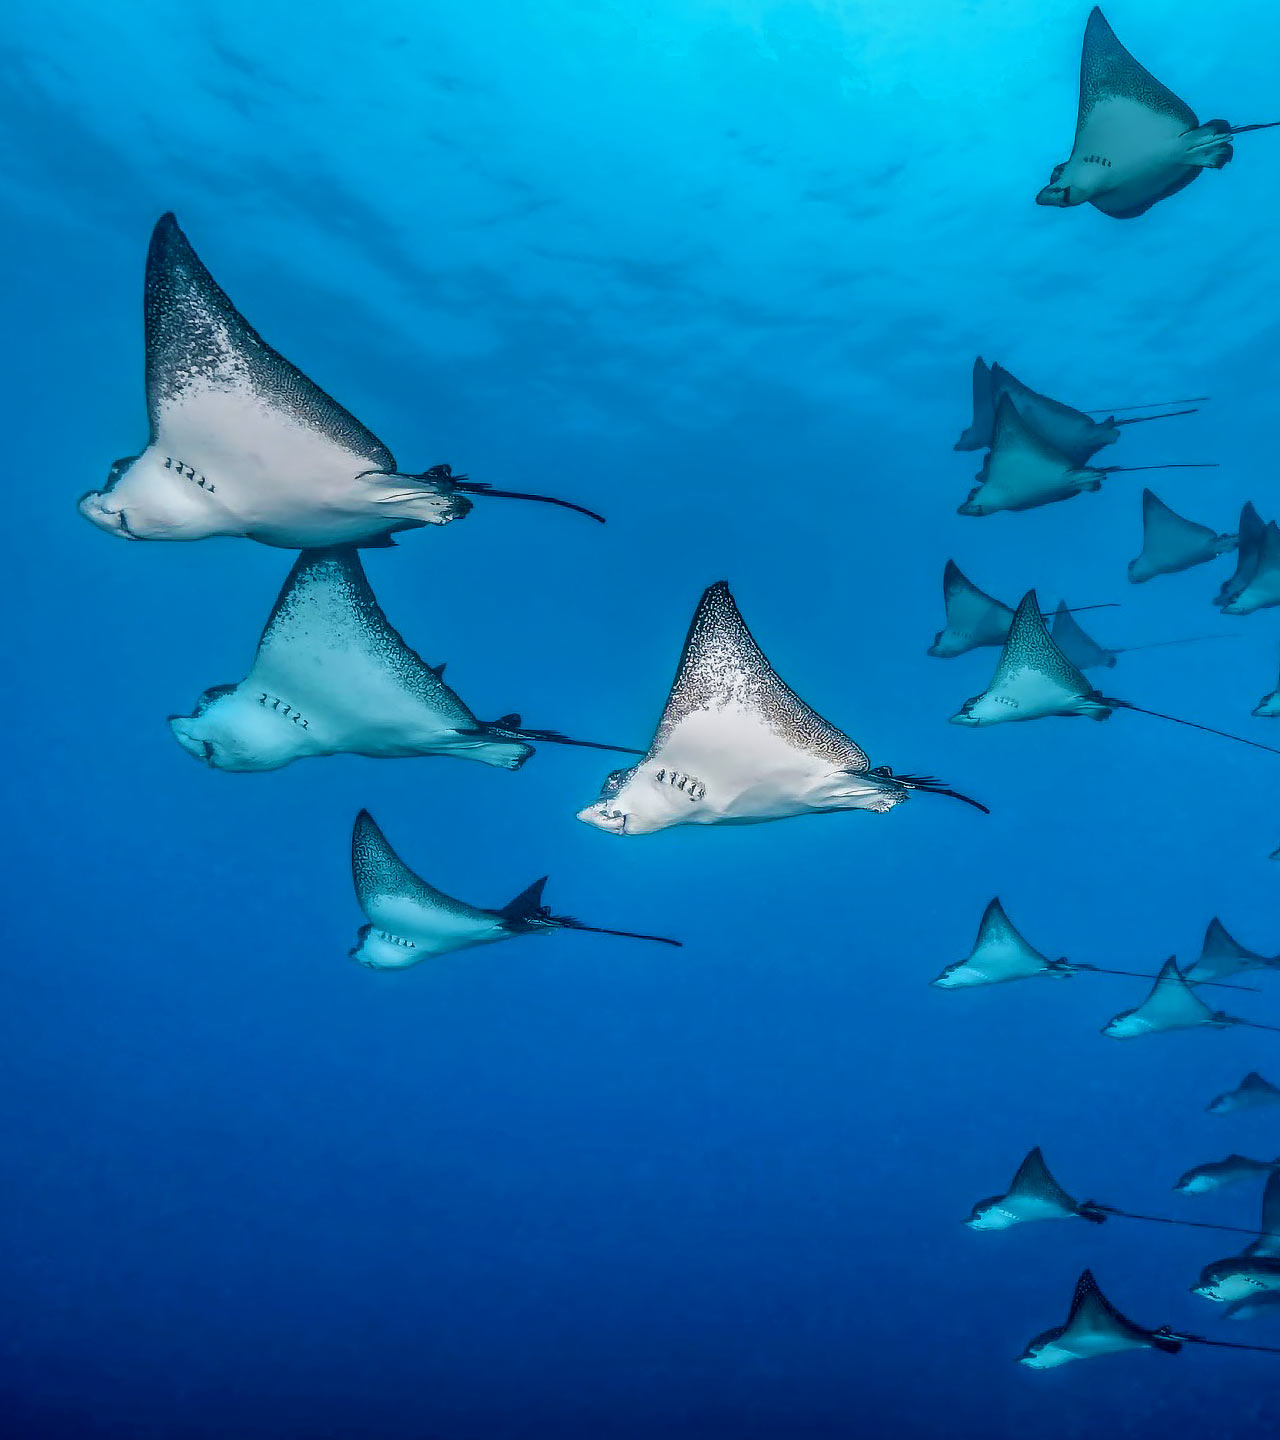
top-left (81, 6), bottom-right (1280, 1375)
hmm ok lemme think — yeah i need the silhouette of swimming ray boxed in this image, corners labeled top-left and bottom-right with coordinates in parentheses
top-left (1174, 1154), bottom-right (1280, 1196)
top-left (1185, 919), bottom-right (1280, 984)
top-left (1129, 488), bottom-right (1238, 584)
top-left (1208, 1072), bottom-right (1280, 1116)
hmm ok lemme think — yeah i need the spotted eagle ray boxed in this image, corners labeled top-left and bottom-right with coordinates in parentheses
top-left (968, 1147), bottom-right (1275, 1240)
top-left (928, 561), bottom-right (1115, 659)
top-left (932, 898), bottom-right (1253, 993)
top-left (576, 581), bottom-right (987, 836)
top-left (1194, 1174), bottom-right (1280, 1302)
top-left (1254, 651), bottom-right (1280, 717)
top-left (1184, 919), bottom-right (1280, 985)
top-left (967, 1148), bottom-right (1108, 1230)
top-left (1175, 1156), bottom-right (1280, 1196)
top-left (349, 810), bottom-right (680, 968)
top-left (1214, 503), bottom-right (1266, 610)
top-left (1219, 519), bottom-right (1280, 616)
top-left (1048, 600), bottom-right (1229, 672)
top-left (1129, 489), bottom-right (1238, 584)
top-left (1035, 8), bottom-right (1279, 221)
top-left (79, 214), bottom-right (602, 548)
top-left (1207, 1072), bottom-right (1280, 1116)
top-left (951, 590), bottom-right (1280, 760)
top-left (957, 396), bottom-right (1213, 517)
top-left (1019, 1269), bottom-right (1280, 1368)
top-left (1101, 959), bottom-right (1280, 1040)
top-left (169, 547), bottom-right (639, 772)
top-left (954, 359), bottom-right (1197, 462)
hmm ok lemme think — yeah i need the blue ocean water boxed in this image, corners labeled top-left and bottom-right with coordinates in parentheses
top-left (4, 0), bottom-right (1280, 1434)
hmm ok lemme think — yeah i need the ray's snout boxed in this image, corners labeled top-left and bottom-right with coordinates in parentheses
top-left (576, 802), bottom-right (627, 835)
top-left (78, 491), bottom-right (136, 539)
top-left (168, 716), bottom-right (214, 764)
top-left (1035, 183), bottom-right (1071, 207)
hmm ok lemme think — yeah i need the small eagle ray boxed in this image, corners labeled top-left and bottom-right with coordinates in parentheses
top-left (349, 810), bottom-right (680, 969)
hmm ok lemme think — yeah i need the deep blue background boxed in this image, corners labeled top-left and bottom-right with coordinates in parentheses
top-left (3, 1), bottom-right (1279, 1434)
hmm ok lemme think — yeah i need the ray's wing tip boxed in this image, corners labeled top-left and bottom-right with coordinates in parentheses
top-left (149, 210), bottom-right (188, 256)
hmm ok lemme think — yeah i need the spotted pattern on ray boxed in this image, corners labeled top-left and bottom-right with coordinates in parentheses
top-left (257, 547), bottom-right (477, 729)
top-left (993, 593), bottom-right (1094, 699)
top-left (351, 810), bottom-right (486, 922)
top-left (1077, 7), bottom-right (1197, 133)
top-left (1065, 1269), bottom-right (1153, 1345)
top-left (145, 213), bottom-right (394, 468)
top-left (652, 581), bottom-right (869, 772)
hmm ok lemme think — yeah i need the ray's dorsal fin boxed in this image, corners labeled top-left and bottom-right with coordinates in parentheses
top-left (1077, 7), bottom-right (1198, 136)
top-left (653, 582), bottom-right (869, 770)
top-left (146, 214), bottom-right (394, 468)
top-left (500, 876), bottom-right (549, 921)
top-left (1050, 602), bottom-right (1116, 671)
